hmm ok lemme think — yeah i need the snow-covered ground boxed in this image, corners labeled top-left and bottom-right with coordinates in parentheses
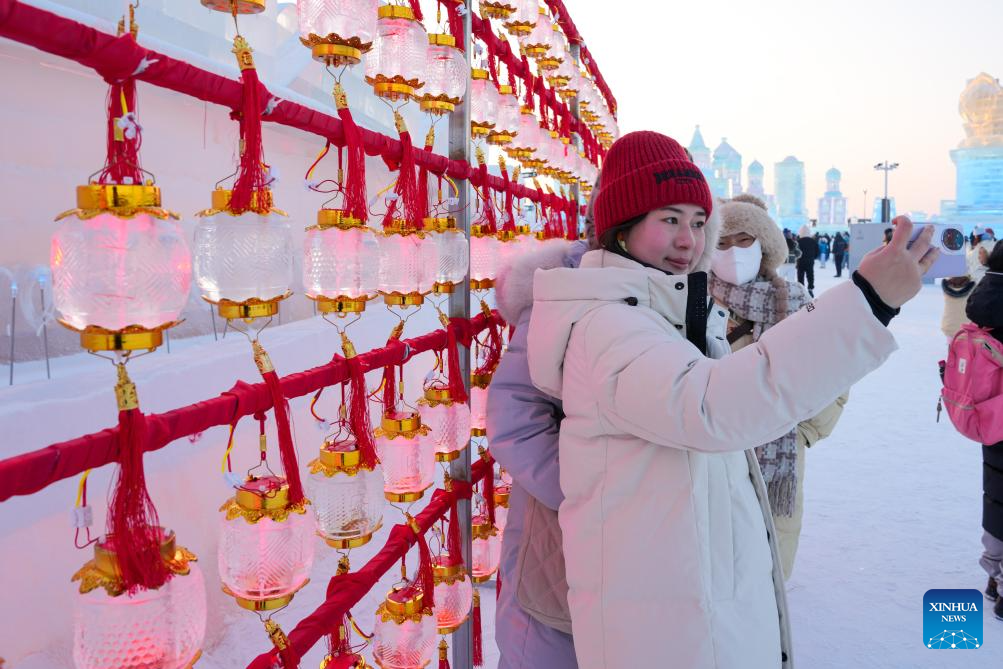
top-left (5, 260), bottom-right (1002, 667)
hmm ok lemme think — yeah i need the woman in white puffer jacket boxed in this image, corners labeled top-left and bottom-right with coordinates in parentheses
top-left (526, 131), bottom-right (939, 669)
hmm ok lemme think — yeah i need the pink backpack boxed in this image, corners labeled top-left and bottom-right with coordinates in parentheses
top-left (940, 323), bottom-right (1003, 444)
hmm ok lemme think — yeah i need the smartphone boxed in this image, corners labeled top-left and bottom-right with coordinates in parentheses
top-left (848, 223), bottom-right (967, 278)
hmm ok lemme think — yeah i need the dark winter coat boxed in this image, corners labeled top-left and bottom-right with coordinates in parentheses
top-left (965, 271), bottom-right (1003, 539)
top-left (832, 235), bottom-right (848, 255)
top-left (797, 237), bottom-right (819, 268)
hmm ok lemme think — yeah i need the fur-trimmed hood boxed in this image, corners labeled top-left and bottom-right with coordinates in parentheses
top-left (495, 240), bottom-right (589, 324)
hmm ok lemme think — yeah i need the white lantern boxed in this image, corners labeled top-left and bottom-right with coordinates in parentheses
top-left (469, 69), bottom-right (500, 139)
top-left (218, 476), bottom-right (315, 610)
top-left (52, 185), bottom-right (191, 351)
top-left (297, 0), bottom-right (379, 66)
top-left (471, 514), bottom-right (501, 583)
top-left (376, 411), bottom-right (436, 503)
top-left (420, 34), bottom-right (467, 115)
top-left (433, 553), bottom-right (473, 634)
top-left (365, 5), bottom-right (428, 101)
top-left (303, 210), bottom-right (380, 315)
top-left (508, 108), bottom-right (541, 166)
top-left (469, 372), bottom-right (491, 437)
top-left (518, 9), bottom-right (555, 62)
top-left (194, 190), bottom-right (293, 320)
top-left (72, 529), bottom-right (206, 669)
top-left (422, 216), bottom-right (469, 294)
top-left (470, 225), bottom-right (500, 291)
top-left (503, 0), bottom-right (537, 35)
top-left (308, 435), bottom-right (385, 549)
top-left (373, 587), bottom-right (436, 669)
top-left (418, 383), bottom-right (472, 462)
top-left (488, 84), bottom-right (521, 146)
top-left (378, 221), bottom-right (430, 307)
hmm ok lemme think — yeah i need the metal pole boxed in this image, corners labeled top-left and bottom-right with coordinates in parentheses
top-left (569, 42), bottom-right (582, 239)
top-left (8, 290), bottom-right (16, 386)
top-left (210, 303), bottom-right (219, 341)
top-left (448, 2), bottom-right (474, 667)
top-left (40, 285), bottom-right (51, 380)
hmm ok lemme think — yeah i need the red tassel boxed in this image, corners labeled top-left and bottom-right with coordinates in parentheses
top-left (447, 495), bottom-right (464, 560)
top-left (416, 129), bottom-right (433, 223)
top-left (346, 359), bottom-right (378, 469)
top-left (99, 79), bottom-right (143, 186)
top-left (381, 363), bottom-right (398, 413)
top-left (483, 466), bottom-right (496, 529)
top-left (402, 516), bottom-right (436, 610)
top-left (336, 98), bottom-right (367, 222)
top-left (391, 113), bottom-right (421, 231)
top-left (496, 568), bottom-right (502, 599)
top-left (254, 341), bottom-right (305, 504)
top-left (229, 39), bottom-right (271, 214)
top-left (445, 320), bottom-right (469, 404)
top-left (475, 314), bottom-right (503, 377)
top-left (501, 168), bottom-right (517, 233)
top-left (472, 589), bottom-right (483, 667)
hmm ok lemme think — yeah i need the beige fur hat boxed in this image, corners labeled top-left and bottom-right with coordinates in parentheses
top-left (718, 194), bottom-right (787, 272)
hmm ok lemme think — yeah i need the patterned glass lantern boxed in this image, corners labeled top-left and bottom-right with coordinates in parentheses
top-left (422, 216), bottom-right (469, 294)
top-left (488, 84), bottom-right (521, 146)
top-left (378, 221), bottom-right (430, 307)
top-left (494, 484), bottom-right (511, 533)
top-left (297, 0), bottom-right (379, 66)
top-left (469, 69), bottom-right (500, 139)
top-left (303, 211), bottom-right (380, 315)
top-left (470, 372), bottom-right (491, 437)
top-left (418, 383), bottom-right (472, 463)
top-left (471, 514), bottom-right (502, 583)
top-left (420, 34), bottom-right (467, 115)
top-left (218, 476), bottom-right (315, 610)
top-left (72, 529), bottom-right (206, 669)
top-left (194, 191), bottom-right (293, 320)
top-left (432, 554), bottom-right (472, 634)
top-left (364, 5), bottom-right (428, 101)
top-left (508, 108), bottom-right (541, 166)
top-left (519, 9), bottom-right (555, 61)
top-left (52, 186), bottom-right (191, 352)
top-left (308, 435), bottom-right (385, 549)
top-left (373, 587), bottom-right (436, 669)
top-left (479, 0), bottom-right (515, 19)
top-left (375, 411), bottom-right (436, 503)
top-left (502, 0), bottom-right (536, 35)
top-left (469, 225), bottom-right (499, 291)
top-left (497, 226), bottom-right (533, 273)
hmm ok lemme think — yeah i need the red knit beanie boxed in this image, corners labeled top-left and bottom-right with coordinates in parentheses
top-left (593, 131), bottom-right (714, 241)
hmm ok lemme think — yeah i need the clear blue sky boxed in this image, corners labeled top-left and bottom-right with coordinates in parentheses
top-left (570, 0), bottom-right (1003, 218)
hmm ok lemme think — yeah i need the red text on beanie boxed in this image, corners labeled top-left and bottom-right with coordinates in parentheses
top-left (593, 131), bottom-right (714, 241)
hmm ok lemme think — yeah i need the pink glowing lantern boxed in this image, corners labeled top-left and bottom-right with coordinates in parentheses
top-left (71, 529), bottom-right (206, 669)
top-left (420, 34), bottom-right (467, 115)
top-left (471, 514), bottom-right (502, 583)
top-left (303, 210), bottom-right (380, 315)
top-left (422, 216), bottom-right (469, 294)
top-left (433, 554), bottom-right (473, 634)
top-left (470, 372), bottom-right (491, 437)
top-left (418, 383), bottom-right (472, 463)
top-left (508, 107), bottom-right (542, 167)
top-left (376, 411), bottom-right (436, 503)
top-left (488, 84), bottom-right (521, 146)
top-left (502, 0), bottom-right (537, 35)
top-left (297, 0), bottom-right (379, 66)
top-left (364, 5), bottom-right (428, 102)
top-left (52, 186), bottom-right (191, 352)
top-left (469, 68), bottom-right (500, 139)
top-left (469, 225), bottom-right (500, 292)
top-left (519, 9), bottom-right (556, 62)
top-left (378, 221), bottom-right (431, 307)
top-left (218, 476), bottom-right (315, 610)
top-left (373, 587), bottom-right (437, 669)
top-left (308, 435), bottom-right (385, 549)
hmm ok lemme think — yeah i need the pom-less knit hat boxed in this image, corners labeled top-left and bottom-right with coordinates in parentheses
top-left (593, 131), bottom-right (714, 240)
top-left (719, 194), bottom-right (788, 272)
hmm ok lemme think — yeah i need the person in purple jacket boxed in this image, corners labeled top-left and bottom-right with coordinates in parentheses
top-left (487, 230), bottom-right (590, 668)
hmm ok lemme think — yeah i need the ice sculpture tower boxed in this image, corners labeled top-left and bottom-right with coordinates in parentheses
top-left (818, 167), bottom-right (848, 228)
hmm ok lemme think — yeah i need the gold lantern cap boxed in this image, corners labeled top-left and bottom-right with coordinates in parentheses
top-left (384, 586), bottom-right (425, 616)
top-left (200, 0), bottom-right (265, 14)
top-left (319, 438), bottom-right (362, 469)
top-left (235, 475), bottom-right (290, 511)
top-left (314, 208), bottom-right (364, 230)
top-left (428, 33), bottom-right (457, 48)
top-left (423, 216), bottom-right (458, 233)
top-left (378, 4), bottom-right (416, 20)
top-left (72, 527), bottom-right (198, 597)
top-left (380, 410), bottom-right (423, 436)
top-left (423, 384), bottom-right (454, 404)
top-left (471, 68), bottom-right (489, 81)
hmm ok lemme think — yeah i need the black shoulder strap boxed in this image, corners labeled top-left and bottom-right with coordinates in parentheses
top-left (727, 319), bottom-right (755, 345)
top-left (685, 272), bottom-right (709, 355)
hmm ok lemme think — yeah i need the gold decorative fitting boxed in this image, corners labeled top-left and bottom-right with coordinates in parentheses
top-left (322, 522), bottom-right (381, 550)
top-left (381, 291), bottom-right (425, 307)
top-left (433, 282), bottom-right (456, 294)
top-left (469, 278), bottom-right (495, 291)
top-left (264, 619), bottom-right (290, 652)
top-left (378, 4), bottom-right (416, 20)
top-left (208, 293), bottom-right (289, 320)
top-left (200, 0), bottom-right (265, 14)
top-left (394, 110), bottom-right (408, 135)
top-left (537, 56), bottom-right (562, 71)
top-left (423, 216), bottom-right (458, 233)
top-left (516, 224), bottom-right (531, 235)
top-left (309, 440), bottom-right (377, 478)
top-left (300, 32), bottom-right (372, 66)
top-left (231, 35), bottom-right (256, 71)
top-left (313, 295), bottom-right (369, 314)
top-left (433, 558), bottom-right (467, 584)
top-left (428, 33), bottom-right (457, 48)
top-left (436, 449), bottom-right (462, 462)
top-left (471, 68), bottom-right (489, 81)
top-left (475, 146), bottom-right (487, 166)
top-left (470, 427), bottom-right (487, 437)
top-left (494, 485), bottom-right (511, 508)
top-left (384, 487), bottom-right (430, 503)
top-left (315, 208), bottom-right (363, 230)
top-left (504, 22), bottom-right (533, 35)
top-left (421, 385), bottom-right (454, 405)
top-left (498, 84), bottom-right (514, 96)
top-left (377, 411), bottom-right (427, 437)
top-left (534, 230), bottom-right (546, 240)
top-left (479, 1), bottom-right (515, 19)
top-left (62, 321), bottom-right (178, 353)
top-left (472, 519), bottom-right (499, 540)
top-left (251, 340), bottom-right (274, 374)
top-left (221, 477), bottom-right (311, 524)
top-left (523, 45), bottom-right (548, 57)
top-left (115, 363), bottom-right (139, 411)
top-left (197, 188), bottom-right (285, 217)
top-left (419, 97), bottom-right (457, 115)
top-left (222, 579), bottom-right (310, 611)
top-left (379, 587), bottom-right (430, 622)
top-left (366, 74), bottom-right (422, 101)
top-left (332, 81), bottom-right (350, 109)
top-left (498, 230), bottom-right (517, 242)
top-left (321, 654), bottom-right (368, 669)
top-left (471, 123), bottom-right (493, 136)
top-left (472, 570), bottom-right (497, 584)
top-left (383, 218), bottom-right (420, 236)
top-left (72, 529), bottom-right (197, 597)
top-left (487, 131), bottom-right (516, 145)
top-left (56, 184), bottom-right (180, 222)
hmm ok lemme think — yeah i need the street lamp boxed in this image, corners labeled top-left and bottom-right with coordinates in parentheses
top-left (873, 161), bottom-right (899, 223)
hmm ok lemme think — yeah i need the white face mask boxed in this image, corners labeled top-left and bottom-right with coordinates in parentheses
top-left (711, 239), bottom-right (763, 285)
